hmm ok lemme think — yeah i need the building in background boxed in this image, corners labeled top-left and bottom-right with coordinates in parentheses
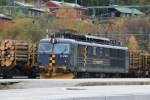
top-left (108, 5), bottom-right (144, 17)
top-left (6, 1), bottom-right (48, 17)
top-left (45, 0), bottom-right (87, 17)
top-left (0, 13), bottom-right (12, 29)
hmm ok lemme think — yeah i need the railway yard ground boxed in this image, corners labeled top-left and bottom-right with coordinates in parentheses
top-left (0, 79), bottom-right (150, 100)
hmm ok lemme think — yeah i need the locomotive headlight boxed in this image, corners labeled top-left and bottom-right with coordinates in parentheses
top-left (63, 55), bottom-right (68, 58)
top-left (39, 66), bottom-right (45, 68)
top-left (60, 55), bottom-right (68, 58)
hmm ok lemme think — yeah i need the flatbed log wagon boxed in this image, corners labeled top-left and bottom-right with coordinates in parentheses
top-left (0, 40), bottom-right (36, 78)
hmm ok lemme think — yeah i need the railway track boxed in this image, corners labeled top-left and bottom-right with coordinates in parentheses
top-left (1, 79), bottom-right (150, 90)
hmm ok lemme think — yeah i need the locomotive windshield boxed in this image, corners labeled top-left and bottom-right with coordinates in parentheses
top-left (54, 43), bottom-right (70, 54)
top-left (38, 43), bottom-right (52, 52)
top-left (38, 42), bottom-right (70, 54)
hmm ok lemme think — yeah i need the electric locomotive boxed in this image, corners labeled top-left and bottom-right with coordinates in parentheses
top-left (37, 33), bottom-right (128, 78)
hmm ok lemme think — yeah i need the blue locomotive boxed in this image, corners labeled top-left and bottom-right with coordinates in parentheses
top-left (37, 33), bottom-right (128, 78)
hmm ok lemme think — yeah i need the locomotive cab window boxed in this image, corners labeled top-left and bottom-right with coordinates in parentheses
top-left (77, 45), bottom-right (85, 57)
top-left (38, 42), bottom-right (70, 54)
top-left (38, 43), bottom-right (52, 53)
top-left (54, 43), bottom-right (70, 54)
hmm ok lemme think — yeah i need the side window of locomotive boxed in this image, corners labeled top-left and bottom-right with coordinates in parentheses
top-left (110, 48), bottom-right (113, 57)
top-left (103, 48), bottom-right (109, 57)
top-left (96, 47), bottom-right (103, 58)
top-left (119, 50), bottom-right (126, 59)
top-left (87, 46), bottom-right (93, 57)
top-left (110, 49), bottom-right (118, 57)
top-left (77, 45), bottom-right (84, 57)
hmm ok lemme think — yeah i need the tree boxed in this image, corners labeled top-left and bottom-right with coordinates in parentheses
top-left (128, 35), bottom-right (139, 51)
top-left (0, 18), bottom-right (44, 42)
top-left (52, 7), bottom-right (95, 33)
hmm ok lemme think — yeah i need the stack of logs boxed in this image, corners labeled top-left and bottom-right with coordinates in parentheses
top-left (0, 40), bottom-right (36, 69)
top-left (129, 50), bottom-right (150, 72)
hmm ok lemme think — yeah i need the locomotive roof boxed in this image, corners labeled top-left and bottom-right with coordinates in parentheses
top-left (85, 35), bottom-right (110, 41)
top-left (40, 38), bottom-right (128, 50)
top-left (53, 33), bottom-right (110, 42)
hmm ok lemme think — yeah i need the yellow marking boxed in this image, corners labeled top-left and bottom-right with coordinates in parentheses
top-left (52, 60), bottom-right (55, 64)
top-left (49, 63), bottom-right (52, 66)
top-left (48, 53), bottom-right (56, 75)
top-left (50, 58), bottom-right (53, 60)
top-left (52, 54), bottom-right (55, 58)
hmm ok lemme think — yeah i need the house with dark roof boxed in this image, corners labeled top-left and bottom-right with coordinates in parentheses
top-left (108, 5), bottom-right (144, 17)
top-left (11, 1), bottom-right (48, 17)
top-left (0, 14), bottom-right (12, 29)
top-left (0, 14), bottom-right (12, 20)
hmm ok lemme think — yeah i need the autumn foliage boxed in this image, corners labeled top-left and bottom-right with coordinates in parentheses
top-left (128, 35), bottom-right (139, 51)
top-left (0, 18), bottom-right (44, 42)
top-left (52, 7), bottom-right (100, 33)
